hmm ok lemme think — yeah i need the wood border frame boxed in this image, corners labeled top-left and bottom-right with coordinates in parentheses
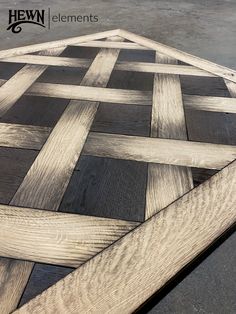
top-left (0, 29), bottom-right (235, 313)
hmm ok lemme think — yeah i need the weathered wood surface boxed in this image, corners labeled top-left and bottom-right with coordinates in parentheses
top-left (1, 28), bottom-right (236, 82)
top-left (14, 159), bottom-right (236, 314)
top-left (0, 48), bottom-right (65, 117)
top-left (119, 29), bottom-right (236, 83)
top-left (84, 133), bottom-right (236, 170)
top-left (1, 55), bottom-right (216, 77)
top-left (0, 38), bottom-right (123, 314)
top-left (145, 53), bottom-right (193, 219)
top-left (0, 29), bottom-right (234, 312)
top-left (0, 123), bottom-right (235, 170)
top-left (0, 29), bottom-right (119, 59)
top-left (0, 123), bottom-right (50, 149)
top-left (73, 40), bottom-right (149, 50)
top-left (0, 78), bottom-right (234, 113)
top-left (183, 94), bottom-right (236, 113)
top-left (0, 204), bottom-right (138, 267)
top-left (224, 79), bottom-right (236, 97)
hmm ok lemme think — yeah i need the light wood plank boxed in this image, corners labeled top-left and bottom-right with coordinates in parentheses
top-left (73, 40), bottom-right (149, 50)
top-left (0, 123), bottom-right (50, 150)
top-left (14, 159), bottom-right (236, 314)
top-left (0, 205), bottom-right (138, 268)
top-left (183, 94), bottom-right (236, 114)
top-left (224, 79), bottom-right (236, 97)
top-left (0, 29), bottom-right (119, 59)
top-left (0, 37), bottom-right (123, 314)
top-left (1, 55), bottom-right (216, 77)
top-left (0, 124), bottom-right (235, 170)
top-left (84, 133), bottom-right (236, 170)
top-left (0, 48), bottom-right (66, 117)
top-left (1, 55), bottom-right (92, 68)
top-left (18, 82), bottom-right (152, 105)
top-left (0, 78), bottom-right (235, 113)
top-left (146, 53), bottom-right (193, 219)
top-left (116, 61), bottom-right (216, 76)
top-left (1, 29), bottom-right (235, 81)
top-left (119, 29), bottom-right (236, 83)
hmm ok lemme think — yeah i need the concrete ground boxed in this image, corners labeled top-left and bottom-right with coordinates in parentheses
top-left (0, 1), bottom-right (235, 313)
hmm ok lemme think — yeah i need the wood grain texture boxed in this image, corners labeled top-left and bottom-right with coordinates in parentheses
top-left (73, 40), bottom-right (149, 50)
top-left (10, 37), bottom-right (123, 211)
top-left (60, 156), bottom-right (146, 222)
top-left (0, 123), bottom-right (50, 150)
top-left (1, 55), bottom-right (216, 77)
top-left (1, 28), bottom-right (235, 82)
top-left (84, 133), bottom-right (236, 169)
top-left (0, 123), bottom-right (235, 170)
top-left (15, 159), bottom-right (236, 314)
top-left (119, 29), bottom-right (236, 83)
top-left (224, 79), bottom-right (236, 97)
top-left (0, 38), bottom-right (123, 314)
top-left (183, 94), bottom-right (236, 114)
top-left (0, 29), bottom-right (119, 59)
top-left (0, 78), bottom-right (234, 113)
top-left (116, 61), bottom-right (216, 76)
top-left (11, 82), bottom-right (152, 105)
top-left (0, 148), bottom-right (37, 204)
top-left (0, 48), bottom-right (65, 117)
top-left (145, 53), bottom-right (193, 218)
top-left (0, 205), bottom-right (138, 267)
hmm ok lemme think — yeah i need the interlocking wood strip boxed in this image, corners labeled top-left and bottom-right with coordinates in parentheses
top-left (84, 133), bottom-right (236, 169)
top-left (183, 94), bottom-right (236, 113)
top-left (0, 124), bottom-right (235, 169)
top-left (145, 53), bottom-right (193, 219)
top-left (0, 29), bottom-right (119, 59)
top-left (0, 48), bottom-right (65, 117)
top-left (14, 159), bottom-right (236, 314)
top-left (119, 29), bottom-right (236, 83)
top-left (0, 80), bottom-right (151, 105)
top-left (0, 78), bottom-right (235, 113)
top-left (73, 40), bottom-right (149, 50)
top-left (224, 79), bottom-right (236, 97)
top-left (0, 37), bottom-right (123, 314)
top-left (0, 56), bottom-right (216, 77)
top-left (0, 123), bottom-right (50, 150)
top-left (0, 29), bottom-right (235, 312)
top-left (0, 205), bottom-right (138, 268)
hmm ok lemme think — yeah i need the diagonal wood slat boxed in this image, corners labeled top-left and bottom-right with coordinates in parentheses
top-left (0, 36), bottom-right (123, 314)
top-left (14, 159), bottom-right (236, 313)
top-left (145, 53), bottom-right (193, 219)
top-left (119, 29), bottom-right (236, 83)
top-left (0, 29), bottom-right (235, 312)
top-left (0, 29), bottom-right (119, 59)
top-left (0, 204), bottom-right (138, 268)
top-left (0, 48), bottom-right (66, 117)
